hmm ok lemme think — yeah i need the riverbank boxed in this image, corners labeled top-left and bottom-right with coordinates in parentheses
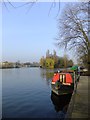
top-left (0, 61), bottom-right (40, 69)
top-left (66, 76), bottom-right (89, 118)
top-left (80, 71), bottom-right (90, 76)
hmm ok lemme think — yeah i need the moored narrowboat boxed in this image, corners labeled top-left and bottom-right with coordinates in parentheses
top-left (51, 70), bottom-right (76, 95)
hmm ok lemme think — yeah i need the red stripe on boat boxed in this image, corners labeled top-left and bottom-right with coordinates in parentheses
top-left (66, 73), bottom-right (73, 83)
top-left (52, 73), bottom-right (60, 82)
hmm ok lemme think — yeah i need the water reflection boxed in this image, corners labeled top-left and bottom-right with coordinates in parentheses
top-left (2, 68), bottom-right (73, 118)
top-left (40, 69), bottom-right (54, 85)
top-left (51, 92), bottom-right (72, 113)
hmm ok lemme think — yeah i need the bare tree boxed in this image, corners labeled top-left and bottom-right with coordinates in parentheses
top-left (56, 2), bottom-right (90, 69)
top-left (2, 0), bottom-right (38, 12)
top-left (2, 0), bottom-right (61, 17)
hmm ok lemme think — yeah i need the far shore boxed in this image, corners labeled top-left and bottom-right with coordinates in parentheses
top-left (0, 67), bottom-right (89, 76)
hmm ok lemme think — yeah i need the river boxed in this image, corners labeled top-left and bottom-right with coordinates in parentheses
top-left (2, 67), bottom-right (72, 119)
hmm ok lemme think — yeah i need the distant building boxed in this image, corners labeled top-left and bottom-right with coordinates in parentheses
top-left (0, 61), bottom-right (14, 68)
top-left (23, 62), bottom-right (31, 67)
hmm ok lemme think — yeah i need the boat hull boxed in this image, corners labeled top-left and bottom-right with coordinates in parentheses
top-left (51, 83), bottom-right (74, 95)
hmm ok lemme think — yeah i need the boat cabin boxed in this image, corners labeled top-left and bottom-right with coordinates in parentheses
top-left (51, 70), bottom-right (75, 95)
top-left (52, 71), bottom-right (74, 85)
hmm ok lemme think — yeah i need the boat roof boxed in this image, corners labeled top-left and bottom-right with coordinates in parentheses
top-left (60, 70), bottom-right (74, 73)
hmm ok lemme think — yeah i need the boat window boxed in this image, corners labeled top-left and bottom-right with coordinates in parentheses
top-left (60, 74), bottom-right (66, 83)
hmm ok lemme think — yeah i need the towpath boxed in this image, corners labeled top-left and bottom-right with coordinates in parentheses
top-left (66, 76), bottom-right (89, 118)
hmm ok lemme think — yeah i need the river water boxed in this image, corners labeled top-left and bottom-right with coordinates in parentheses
top-left (2, 68), bottom-right (72, 119)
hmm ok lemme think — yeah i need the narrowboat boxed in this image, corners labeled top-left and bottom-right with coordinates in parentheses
top-left (51, 70), bottom-right (77, 95)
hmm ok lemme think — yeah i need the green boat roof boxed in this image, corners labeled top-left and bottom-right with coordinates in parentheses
top-left (70, 65), bottom-right (78, 70)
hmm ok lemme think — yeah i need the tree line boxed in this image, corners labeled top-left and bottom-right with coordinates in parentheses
top-left (40, 50), bottom-right (73, 69)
